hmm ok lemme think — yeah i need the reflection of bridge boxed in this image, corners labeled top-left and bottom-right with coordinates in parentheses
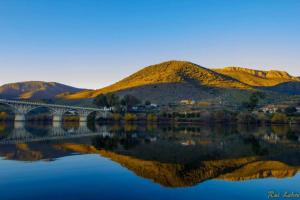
top-left (0, 123), bottom-right (112, 144)
top-left (0, 99), bottom-right (109, 122)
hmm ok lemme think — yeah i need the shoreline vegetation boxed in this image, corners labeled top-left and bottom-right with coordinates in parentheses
top-left (92, 92), bottom-right (300, 125)
top-left (97, 111), bottom-right (300, 125)
top-left (1, 92), bottom-right (300, 125)
top-left (1, 61), bottom-right (300, 126)
top-left (1, 110), bottom-right (300, 125)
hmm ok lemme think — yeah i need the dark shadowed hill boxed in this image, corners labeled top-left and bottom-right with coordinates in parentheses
top-left (261, 81), bottom-right (300, 95)
top-left (0, 81), bottom-right (84, 100)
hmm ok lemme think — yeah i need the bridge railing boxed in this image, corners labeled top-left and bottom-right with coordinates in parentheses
top-left (0, 99), bottom-right (105, 112)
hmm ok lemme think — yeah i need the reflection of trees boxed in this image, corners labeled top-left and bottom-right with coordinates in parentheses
top-left (286, 125), bottom-right (300, 142)
top-left (146, 123), bottom-right (157, 131)
top-left (62, 122), bottom-right (79, 131)
top-left (237, 124), bottom-right (260, 135)
top-left (87, 121), bottom-right (96, 132)
top-left (25, 122), bottom-right (51, 136)
top-left (110, 124), bottom-right (122, 132)
top-left (91, 135), bottom-right (141, 151)
top-left (120, 137), bottom-right (140, 150)
top-left (0, 104), bottom-right (15, 120)
top-left (26, 107), bottom-right (53, 121)
top-left (0, 122), bottom-right (13, 139)
top-left (104, 123), bottom-right (157, 134)
top-left (272, 125), bottom-right (290, 136)
top-left (124, 123), bottom-right (137, 132)
top-left (243, 135), bottom-right (269, 156)
top-left (287, 131), bottom-right (299, 141)
top-left (92, 136), bottom-right (119, 150)
top-left (2, 123), bottom-right (300, 188)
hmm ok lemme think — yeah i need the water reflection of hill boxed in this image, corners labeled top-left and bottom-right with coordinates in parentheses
top-left (1, 123), bottom-right (300, 187)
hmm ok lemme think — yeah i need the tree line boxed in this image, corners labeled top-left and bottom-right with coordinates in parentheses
top-left (93, 93), bottom-right (154, 111)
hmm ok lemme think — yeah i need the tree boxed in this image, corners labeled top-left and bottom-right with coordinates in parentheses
top-left (121, 94), bottom-right (141, 109)
top-left (242, 92), bottom-right (266, 111)
top-left (284, 106), bottom-right (297, 115)
top-left (94, 94), bottom-right (109, 107)
top-left (106, 93), bottom-right (120, 107)
top-left (94, 93), bottom-right (121, 108)
top-left (145, 100), bottom-right (151, 106)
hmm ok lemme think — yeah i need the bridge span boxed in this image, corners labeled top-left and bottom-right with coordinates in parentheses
top-left (0, 123), bottom-right (112, 145)
top-left (0, 99), bottom-right (109, 122)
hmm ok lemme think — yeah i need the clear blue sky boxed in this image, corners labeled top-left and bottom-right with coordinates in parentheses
top-left (0, 0), bottom-right (299, 89)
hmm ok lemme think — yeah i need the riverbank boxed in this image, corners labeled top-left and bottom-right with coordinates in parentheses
top-left (96, 111), bottom-right (300, 125)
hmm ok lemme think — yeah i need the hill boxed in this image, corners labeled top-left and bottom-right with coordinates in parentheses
top-left (0, 81), bottom-right (84, 100)
top-left (214, 67), bottom-right (300, 87)
top-left (63, 61), bottom-right (253, 104)
top-left (3, 61), bottom-right (298, 105)
top-left (261, 81), bottom-right (300, 95)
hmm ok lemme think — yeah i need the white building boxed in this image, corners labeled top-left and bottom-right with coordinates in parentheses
top-left (262, 105), bottom-right (279, 114)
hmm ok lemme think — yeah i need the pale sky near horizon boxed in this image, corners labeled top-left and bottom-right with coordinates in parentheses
top-left (0, 0), bottom-right (300, 89)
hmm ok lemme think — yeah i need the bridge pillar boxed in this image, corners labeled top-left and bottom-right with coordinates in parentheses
top-left (11, 104), bottom-right (36, 121)
top-left (79, 121), bottom-right (87, 128)
top-left (78, 110), bottom-right (92, 127)
top-left (53, 115), bottom-right (62, 122)
top-left (15, 114), bottom-right (26, 121)
top-left (78, 110), bottom-right (92, 122)
top-left (14, 121), bottom-right (25, 129)
top-left (79, 115), bottom-right (88, 122)
top-left (79, 116), bottom-right (88, 128)
top-left (52, 108), bottom-right (67, 123)
top-left (52, 121), bottom-right (62, 128)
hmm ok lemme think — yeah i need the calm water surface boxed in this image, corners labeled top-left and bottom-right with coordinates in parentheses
top-left (0, 122), bottom-right (300, 200)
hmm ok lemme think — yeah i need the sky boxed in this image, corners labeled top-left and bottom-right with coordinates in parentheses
top-left (0, 0), bottom-right (299, 89)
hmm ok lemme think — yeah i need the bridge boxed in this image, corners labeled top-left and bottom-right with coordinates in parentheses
top-left (0, 99), bottom-right (109, 122)
top-left (0, 123), bottom-right (112, 144)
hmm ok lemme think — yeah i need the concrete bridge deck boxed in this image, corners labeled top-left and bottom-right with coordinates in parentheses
top-left (0, 99), bottom-right (109, 122)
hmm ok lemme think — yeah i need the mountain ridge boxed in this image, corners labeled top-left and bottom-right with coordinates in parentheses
top-left (62, 60), bottom-right (253, 101)
top-left (0, 81), bottom-right (84, 100)
top-left (214, 66), bottom-right (300, 86)
top-left (2, 61), bottom-right (299, 104)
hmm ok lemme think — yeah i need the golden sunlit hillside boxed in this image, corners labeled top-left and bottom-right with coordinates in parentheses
top-left (62, 61), bottom-right (252, 100)
top-left (4, 61), bottom-right (299, 105)
top-left (214, 67), bottom-right (300, 86)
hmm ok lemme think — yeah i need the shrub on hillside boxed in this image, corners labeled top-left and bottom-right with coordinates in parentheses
top-left (147, 114), bottom-right (158, 122)
top-left (124, 113), bottom-right (138, 121)
top-left (271, 113), bottom-right (288, 124)
top-left (112, 113), bottom-right (121, 121)
top-left (0, 112), bottom-right (8, 120)
top-left (284, 106), bottom-right (297, 115)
